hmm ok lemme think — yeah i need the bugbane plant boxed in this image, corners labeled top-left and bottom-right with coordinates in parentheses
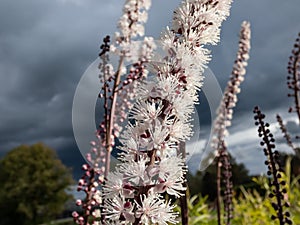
top-left (253, 106), bottom-right (292, 225)
top-left (100, 0), bottom-right (234, 224)
top-left (208, 21), bottom-right (251, 225)
top-left (276, 114), bottom-right (298, 156)
top-left (276, 33), bottom-right (300, 158)
top-left (287, 33), bottom-right (300, 122)
top-left (73, 1), bottom-right (155, 224)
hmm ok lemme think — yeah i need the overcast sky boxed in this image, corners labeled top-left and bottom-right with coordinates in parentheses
top-left (0, 0), bottom-right (300, 179)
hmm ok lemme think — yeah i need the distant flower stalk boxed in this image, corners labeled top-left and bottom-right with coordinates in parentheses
top-left (210, 21), bottom-right (251, 225)
top-left (287, 32), bottom-right (300, 122)
top-left (211, 21), bottom-right (251, 158)
top-left (277, 33), bottom-right (300, 159)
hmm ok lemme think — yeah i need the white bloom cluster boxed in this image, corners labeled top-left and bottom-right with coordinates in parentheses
top-left (211, 21), bottom-right (251, 157)
top-left (102, 0), bottom-right (233, 224)
top-left (74, 1), bottom-right (155, 224)
top-left (118, 0), bottom-right (151, 39)
top-left (97, 0), bottom-right (156, 152)
top-left (160, 0), bottom-right (233, 99)
top-left (172, 0), bottom-right (232, 45)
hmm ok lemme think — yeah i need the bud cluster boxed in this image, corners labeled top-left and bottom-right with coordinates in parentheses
top-left (254, 106), bottom-right (292, 225)
top-left (287, 33), bottom-right (300, 121)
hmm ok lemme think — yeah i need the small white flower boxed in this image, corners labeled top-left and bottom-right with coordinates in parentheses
top-left (156, 156), bottom-right (187, 197)
top-left (168, 118), bottom-right (193, 141)
top-left (119, 157), bottom-right (150, 185)
top-left (93, 190), bottom-right (102, 204)
top-left (104, 195), bottom-right (135, 223)
top-left (160, 27), bottom-right (177, 52)
top-left (135, 193), bottom-right (178, 225)
top-left (103, 171), bottom-right (124, 198)
top-left (147, 119), bottom-right (170, 151)
top-left (92, 209), bottom-right (101, 218)
top-left (129, 100), bottom-right (163, 122)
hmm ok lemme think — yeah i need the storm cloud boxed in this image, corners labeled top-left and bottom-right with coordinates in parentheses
top-left (0, 0), bottom-right (300, 178)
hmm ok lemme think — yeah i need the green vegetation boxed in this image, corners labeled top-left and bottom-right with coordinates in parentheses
top-left (0, 143), bottom-right (74, 225)
top-left (187, 155), bottom-right (254, 201)
top-left (175, 156), bottom-right (300, 225)
top-left (232, 157), bottom-right (300, 225)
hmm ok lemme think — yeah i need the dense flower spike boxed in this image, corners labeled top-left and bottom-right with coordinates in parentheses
top-left (211, 21), bottom-right (251, 157)
top-left (205, 21), bottom-right (250, 225)
top-left (276, 33), bottom-right (300, 161)
top-left (102, 0), bottom-right (233, 224)
top-left (287, 33), bottom-right (300, 122)
top-left (276, 114), bottom-right (299, 157)
top-left (117, 0), bottom-right (151, 40)
top-left (254, 106), bottom-right (292, 225)
top-left (74, 1), bottom-right (154, 224)
top-left (73, 136), bottom-right (106, 225)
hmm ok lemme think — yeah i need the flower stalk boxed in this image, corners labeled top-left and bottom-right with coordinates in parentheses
top-left (253, 106), bottom-right (292, 225)
top-left (287, 33), bottom-right (300, 123)
top-left (73, 0), bottom-right (155, 224)
top-left (276, 33), bottom-right (300, 160)
top-left (101, 0), bottom-right (233, 224)
top-left (210, 21), bottom-right (251, 225)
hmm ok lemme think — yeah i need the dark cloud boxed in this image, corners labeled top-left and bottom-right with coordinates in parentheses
top-left (210, 0), bottom-right (300, 113)
top-left (0, 0), bottom-right (300, 177)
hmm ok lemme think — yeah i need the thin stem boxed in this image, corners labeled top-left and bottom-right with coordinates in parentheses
top-left (216, 156), bottom-right (222, 225)
top-left (104, 55), bottom-right (125, 178)
top-left (287, 33), bottom-right (300, 123)
top-left (292, 50), bottom-right (300, 123)
top-left (276, 114), bottom-right (299, 158)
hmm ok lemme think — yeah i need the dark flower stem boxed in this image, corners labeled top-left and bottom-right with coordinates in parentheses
top-left (216, 155), bottom-right (222, 225)
top-left (276, 114), bottom-right (299, 158)
top-left (287, 33), bottom-right (300, 123)
top-left (253, 106), bottom-right (292, 225)
top-left (221, 143), bottom-right (233, 225)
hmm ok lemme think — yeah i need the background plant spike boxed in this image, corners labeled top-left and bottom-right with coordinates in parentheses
top-left (276, 114), bottom-right (300, 159)
top-left (287, 33), bottom-right (300, 122)
top-left (253, 106), bottom-right (293, 225)
top-left (210, 21), bottom-right (251, 225)
top-left (275, 33), bottom-right (300, 163)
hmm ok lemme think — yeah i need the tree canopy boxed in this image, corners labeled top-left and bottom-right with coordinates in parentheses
top-left (187, 154), bottom-right (253, 200)
top-left (0, 143), bottom-right (74, 225)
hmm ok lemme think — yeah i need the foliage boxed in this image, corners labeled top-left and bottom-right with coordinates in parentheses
top-left (0, 143), bottom-right (74, 225)
top-left (175, 194), bottom-right (217, 225)
top-left (187, 155), bottom-right (252, 200)
top-left (232, 158), bottom-right (300, 225)
top-left (175, 169), bottom-right (300, 225)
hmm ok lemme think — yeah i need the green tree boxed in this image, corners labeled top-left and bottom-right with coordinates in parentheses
top-left (0, 143), bottom-right (74, 225)
top-left (187, 154), bottom-right (253, 200)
